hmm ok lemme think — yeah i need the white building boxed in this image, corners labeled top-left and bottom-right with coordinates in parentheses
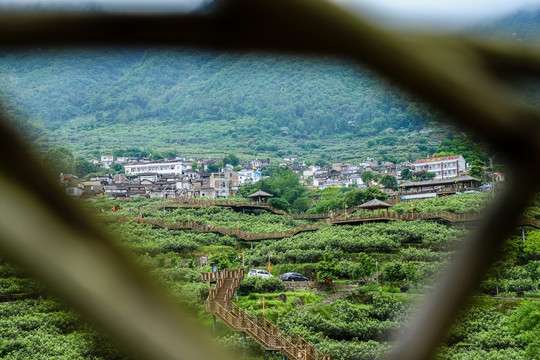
top-left (302, 165), bottom-right (320, 179)
top-left (238, 169), bottom-right (262, 185)
top-left (125, 162), bottom-right (186, 176)
top-left (101, 155), bottom-right (114, 168)
top-left (348, 175), bottom-right (364, 186)
top-left (413, 155), bottom-right (466, 180)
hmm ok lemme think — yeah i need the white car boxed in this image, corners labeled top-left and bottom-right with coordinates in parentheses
top-left (247, 269), bottom-right (273, 278)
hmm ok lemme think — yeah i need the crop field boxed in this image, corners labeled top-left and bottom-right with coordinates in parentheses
top-left (1, 194), bottom-right (539, 359)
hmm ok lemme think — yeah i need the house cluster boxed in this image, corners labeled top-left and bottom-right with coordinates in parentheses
top-left (61, 153), bottom-right (499, 200)
top-left (295, 157), bottom-right (413, 193)
top-left (63, 156), bottom-right (270, 199)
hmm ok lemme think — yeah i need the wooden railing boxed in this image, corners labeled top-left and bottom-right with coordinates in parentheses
top-left (163, 195), bottom-right (489, 219)
top-left (147, 211), bottom-right (483, 241)
top-left (106, 210), bottom-right (540, 241)
top-left (202, 269), bottom-right (330, 360)
top-left (162, 198), bottom-right (332, 219)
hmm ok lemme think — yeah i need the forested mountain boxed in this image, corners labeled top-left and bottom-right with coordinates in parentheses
top-left (0, 8), bottom-right (538, 160)
top-left (0, 49), bottom-right (441, 160)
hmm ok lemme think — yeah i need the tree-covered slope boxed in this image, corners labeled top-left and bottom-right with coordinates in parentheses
top-left (0, 8), bottom-right (538, 160)
top-left (0, 49), bottom-right (442, 159)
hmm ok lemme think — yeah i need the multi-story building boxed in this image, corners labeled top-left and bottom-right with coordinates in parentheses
top-left (124, 162), bottom-right (186, 176)
top-left (209, 172), bottom-right (239, 197)
top-left (238, 169), bottom-right (262, 185)
top-left (413, 155), bottom-right (466, 180)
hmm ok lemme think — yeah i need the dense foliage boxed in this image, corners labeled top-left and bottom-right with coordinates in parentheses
top-left (390, 193), bottom-right (491, 214)
top-left (0, 259), bottom-right (128, 360)
top-left (0, 49), bottom-right (452, 162)
top-left (2, 190), bottom-right (540, 360)
top-left (236, 168), bottom-right (309, 212)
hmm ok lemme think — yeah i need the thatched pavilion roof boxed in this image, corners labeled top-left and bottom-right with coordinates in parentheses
top-left (358, 199), bottom-right (393, 209)
top-left (247, 190), bottom-right (274, 198)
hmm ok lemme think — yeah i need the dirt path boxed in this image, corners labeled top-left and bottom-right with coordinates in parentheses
top-left (299, 286), bottom-right (357, 312)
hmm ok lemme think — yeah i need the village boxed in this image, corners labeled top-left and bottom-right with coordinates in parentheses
top-left (59, 153), bottom-right (503, 201)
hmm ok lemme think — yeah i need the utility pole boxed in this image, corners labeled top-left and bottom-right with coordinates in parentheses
top-left (490, 157), bottom-right (495, 200)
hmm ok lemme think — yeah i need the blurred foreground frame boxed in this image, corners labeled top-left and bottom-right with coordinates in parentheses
top-left (1, 0), bottom-right (540, 359)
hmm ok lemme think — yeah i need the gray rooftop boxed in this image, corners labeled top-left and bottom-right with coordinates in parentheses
top-left (399, 175), bottom-right (480, 188)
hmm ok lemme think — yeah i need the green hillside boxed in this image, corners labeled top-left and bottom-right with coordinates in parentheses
top-left (0, 8), bottom-right (538, 162)
top-left (0, 49), bottom-right (447, 161)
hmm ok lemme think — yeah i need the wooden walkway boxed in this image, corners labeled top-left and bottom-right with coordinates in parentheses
top-left (201, 269), bottom-right (331, 360)
top-left (145, 211), bottom-right (540, 242)
top-left (160, 198), bottom-right (337, 220)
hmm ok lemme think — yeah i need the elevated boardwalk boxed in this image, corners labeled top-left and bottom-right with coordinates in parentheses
top-left (160, 198), bottom-right (337, 220)
top-left (145, 211), bottom-right (540, 242)
top-left (202, 269), bottom-right (330, 360)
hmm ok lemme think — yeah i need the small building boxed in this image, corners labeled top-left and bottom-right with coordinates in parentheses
top-left (283, 155), bottom-right (298, 162)
top-left (348, 175), bottom-right (364, 186)
top-left (113, 174), bottom-right (127, 183)
top-left (101, 155), bottom-right (114, 168)
top-left (252, 158), bottom-right (271, 168)
top-left (200, 187), bottom-right (216, 198)
top-left (493, 172), bottom-right (505, 182)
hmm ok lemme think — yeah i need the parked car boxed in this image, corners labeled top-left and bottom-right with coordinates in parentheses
top-left (279, 272), bottom-right (309, 282)
top-left (247, 269), bottom-right (273, 278)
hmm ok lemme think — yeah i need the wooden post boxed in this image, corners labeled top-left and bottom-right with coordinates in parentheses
top-left (243, 332), bottom-right (247, 358)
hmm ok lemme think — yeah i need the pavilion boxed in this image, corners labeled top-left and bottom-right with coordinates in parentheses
top-left (247, 190), bottom-right (274, 203)
top-left (358, 198), bottom-right (393, 216)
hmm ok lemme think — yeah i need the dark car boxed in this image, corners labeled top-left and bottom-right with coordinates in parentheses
top-left (279, 272), bottom-right (308, 282)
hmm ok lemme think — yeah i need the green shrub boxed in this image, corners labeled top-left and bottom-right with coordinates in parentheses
top-left (238, 276), bottom-right (285, 295)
